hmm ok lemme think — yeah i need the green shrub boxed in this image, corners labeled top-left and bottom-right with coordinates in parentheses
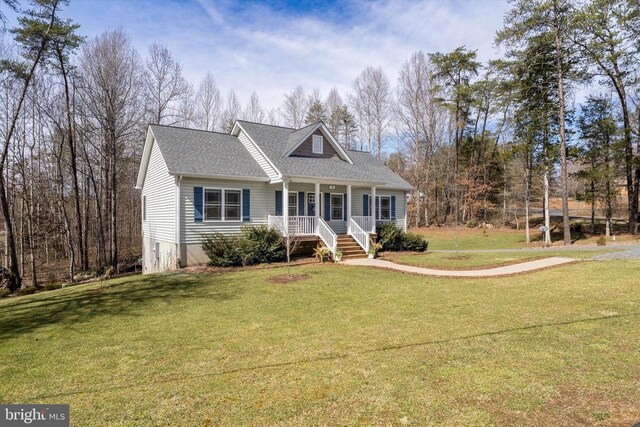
top-left (44, 282), bottom-right (63, 291)
top-left (17, 286), bottom-right (37, 296)
top-left (201, 233), bottom-right (244, 267)
top-left (0, 288), bottom-right (10, 298)
top-left (240, 225), bottom-right (285, 264)
top-left (596, 236), bottom-right (606, 246)
top-left (402, 233), bottom-right (428, 252)
top-left (466, 219), bottom-right (477, 228)
top-left (376, 223), bottom-right (429, 252)
top-left (376, 222), bottom-right (404, 251)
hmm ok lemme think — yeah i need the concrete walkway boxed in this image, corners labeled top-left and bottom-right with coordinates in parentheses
top-left (341, 257), bottom-right (579, 277)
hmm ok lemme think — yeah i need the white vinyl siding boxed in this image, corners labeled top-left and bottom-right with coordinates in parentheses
top-left (237, 129), bottom-right (279, 179)
top-left (181, 178), bottom-right (276, 244)
top-left (141, 140), bottom-right (175, 243)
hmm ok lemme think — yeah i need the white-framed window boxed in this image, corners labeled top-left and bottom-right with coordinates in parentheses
top-left (288, 192), bottom-right (298, 217)
top-left (368, 195), bottom-right (391, 220)
top-left (312, 135), bottom-right (323, 154)
top-left (142, 195), bottom-right (147, 221)
top-left (225, 189), bottom-right (242, 221)
top-left (204, 188), bottom-right (242, 221)
top-left (378, 196), bottom-right (391, 220)
top-left (330, 193), bottom-right (343, 220)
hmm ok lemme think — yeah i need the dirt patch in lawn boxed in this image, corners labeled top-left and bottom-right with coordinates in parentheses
top-left (267, 274), bottom-right (311, 284)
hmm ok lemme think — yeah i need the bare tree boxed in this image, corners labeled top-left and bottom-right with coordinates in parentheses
top-left (396, 51), bottom-right (444, 226)
top-left (244, 91), bottom-right (265, 123)
top-left (350, 66), bottom-right (394, 158)
top-left (143, 43), bottom-right (192, 126)
top-left (193, 72), bottom-right (222, 131)
top-left (77, 28), bottom-right (143, 270)
top-left (0, 0), bottom-right (60, 290)
top-left (220, 90), bottom-right (241, 132)
top-left (325, 87), bottom-right (344, 135)
top-left (266, 107), bottom-right (280, 126)
top-left (281, 85), bottom-right (307, 128)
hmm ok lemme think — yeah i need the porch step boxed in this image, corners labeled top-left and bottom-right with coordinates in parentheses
top-left (335, 234), bottom-right (366, 258)
top-left (318, 234), bottom-right (367, 259)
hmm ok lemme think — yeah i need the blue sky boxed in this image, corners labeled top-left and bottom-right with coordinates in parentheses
top-left (6, 0), bottom-right (511, 108)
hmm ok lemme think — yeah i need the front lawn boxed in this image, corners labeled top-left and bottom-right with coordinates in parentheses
top-left (410, 226), bottom-right (529, 250)
top-left (1, 262), bottom-right (639, 425)
top-left (383, 249), bottom-right (614, 269)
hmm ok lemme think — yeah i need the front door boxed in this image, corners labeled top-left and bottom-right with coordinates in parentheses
top-left (307, 193), bottom-right (316, 216)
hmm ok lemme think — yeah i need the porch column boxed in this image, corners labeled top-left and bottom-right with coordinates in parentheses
top-left (404, 192), bottom-right (408, 232)
top-left (347, 184), bottom-right (352, 233)
top-left (371, 186), bottom-right (376, 233)
top-left (283, 180), bottom-right (289, 235)
top-left (314, 182), bottom-right (320, 234)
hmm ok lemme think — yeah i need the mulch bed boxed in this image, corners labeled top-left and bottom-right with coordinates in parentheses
top-left (267, 274), bottom-right (311, 284)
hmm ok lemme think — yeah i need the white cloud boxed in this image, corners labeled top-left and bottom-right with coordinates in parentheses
top-left (64, 0), bottom-right (511, 109)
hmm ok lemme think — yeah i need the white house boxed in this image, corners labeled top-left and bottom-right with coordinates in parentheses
top-left (135, 120), bottom-right (413, 273)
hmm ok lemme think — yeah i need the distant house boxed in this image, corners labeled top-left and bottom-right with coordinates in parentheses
top-left (135, 120), bottom-right (412, 273)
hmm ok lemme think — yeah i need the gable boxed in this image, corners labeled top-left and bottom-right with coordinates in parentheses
top-left (290, 129), bottom-right (341, 159)
top-left (282, 122), bottom-right (353, 164)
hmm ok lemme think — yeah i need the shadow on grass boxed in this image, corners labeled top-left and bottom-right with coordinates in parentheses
top-left (0, 272), bottom-right (242, 340)
top-left (25, 309), bottom-right (640, 401)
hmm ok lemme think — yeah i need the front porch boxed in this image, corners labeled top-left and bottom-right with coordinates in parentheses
top-left (267, 215), bottom-right (374, 256)
top-left (266, 180), bottom-right (405, 256)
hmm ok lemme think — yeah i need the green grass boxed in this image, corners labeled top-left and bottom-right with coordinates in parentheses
top-left (411, 227), bottom-right (529, 250)
top-left (1, 262), bottom-right (639, 425)
top-left (383, 249), bottom-right (613, 269)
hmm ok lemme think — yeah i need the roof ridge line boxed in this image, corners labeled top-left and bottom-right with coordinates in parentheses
top-left (236, 119), bottom-right (295, 131)
top-left (150, 123), bottom-right (232, 136)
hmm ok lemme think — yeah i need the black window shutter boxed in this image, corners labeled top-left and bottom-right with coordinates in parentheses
top-left (194, 187), bottom-right (203, 222)
top-left (242, 189), bottom-right (250, 222)
top-left (391, 195), bottom-right (396, 220)
top-left (363, 194), bottom-right (369, 216)
top-left (324, 193), bottom-right (330, 220)
top-left (343, 193), bottom-right (347, 220)
top-left (275, 190), bottom-right (282, 216)
top-left (298, 191), bottom-right (305, 216)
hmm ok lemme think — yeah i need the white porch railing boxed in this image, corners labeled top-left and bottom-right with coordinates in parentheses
top-left (351, 215), bottom-right (374, 233)
top-left (349, 218), bottom-right (370, 253)
top-left (287, 216), bottom-right (316, 235)
top-left (317, 217), bottom-right (337, 255)
top-left (267, 215), bottom-right (316, 236)
top-left (267, 215), bottom-right (285, 234)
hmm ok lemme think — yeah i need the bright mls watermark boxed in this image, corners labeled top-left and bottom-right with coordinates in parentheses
top-left (1, 405), bottom-right (69, 426)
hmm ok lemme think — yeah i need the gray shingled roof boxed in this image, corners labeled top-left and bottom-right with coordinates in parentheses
top-left (237, 120), bottom-right (413, 190)
top-left (150, 124), bottom-right (268, 179)
top-left (283, 122), bottom-right (317, 155)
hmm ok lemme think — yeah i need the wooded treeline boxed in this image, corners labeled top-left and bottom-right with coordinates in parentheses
top-left (0, 0), bottom-right (638, 289)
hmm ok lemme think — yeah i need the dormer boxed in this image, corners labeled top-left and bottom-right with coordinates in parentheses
top-left (283, 122), bottom-right (353, 164)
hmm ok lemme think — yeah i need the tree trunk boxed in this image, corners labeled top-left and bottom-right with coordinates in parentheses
top-left (57, 46), bottom-right (86, 271)
top-left (543, 164), bottom-right (551, 246)
top-left (524, 159), bottom-right (531, 244)
top-left (590, 178), bottom-right (596, 235)
top-left (554, 15), bottom-right (571, 245)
